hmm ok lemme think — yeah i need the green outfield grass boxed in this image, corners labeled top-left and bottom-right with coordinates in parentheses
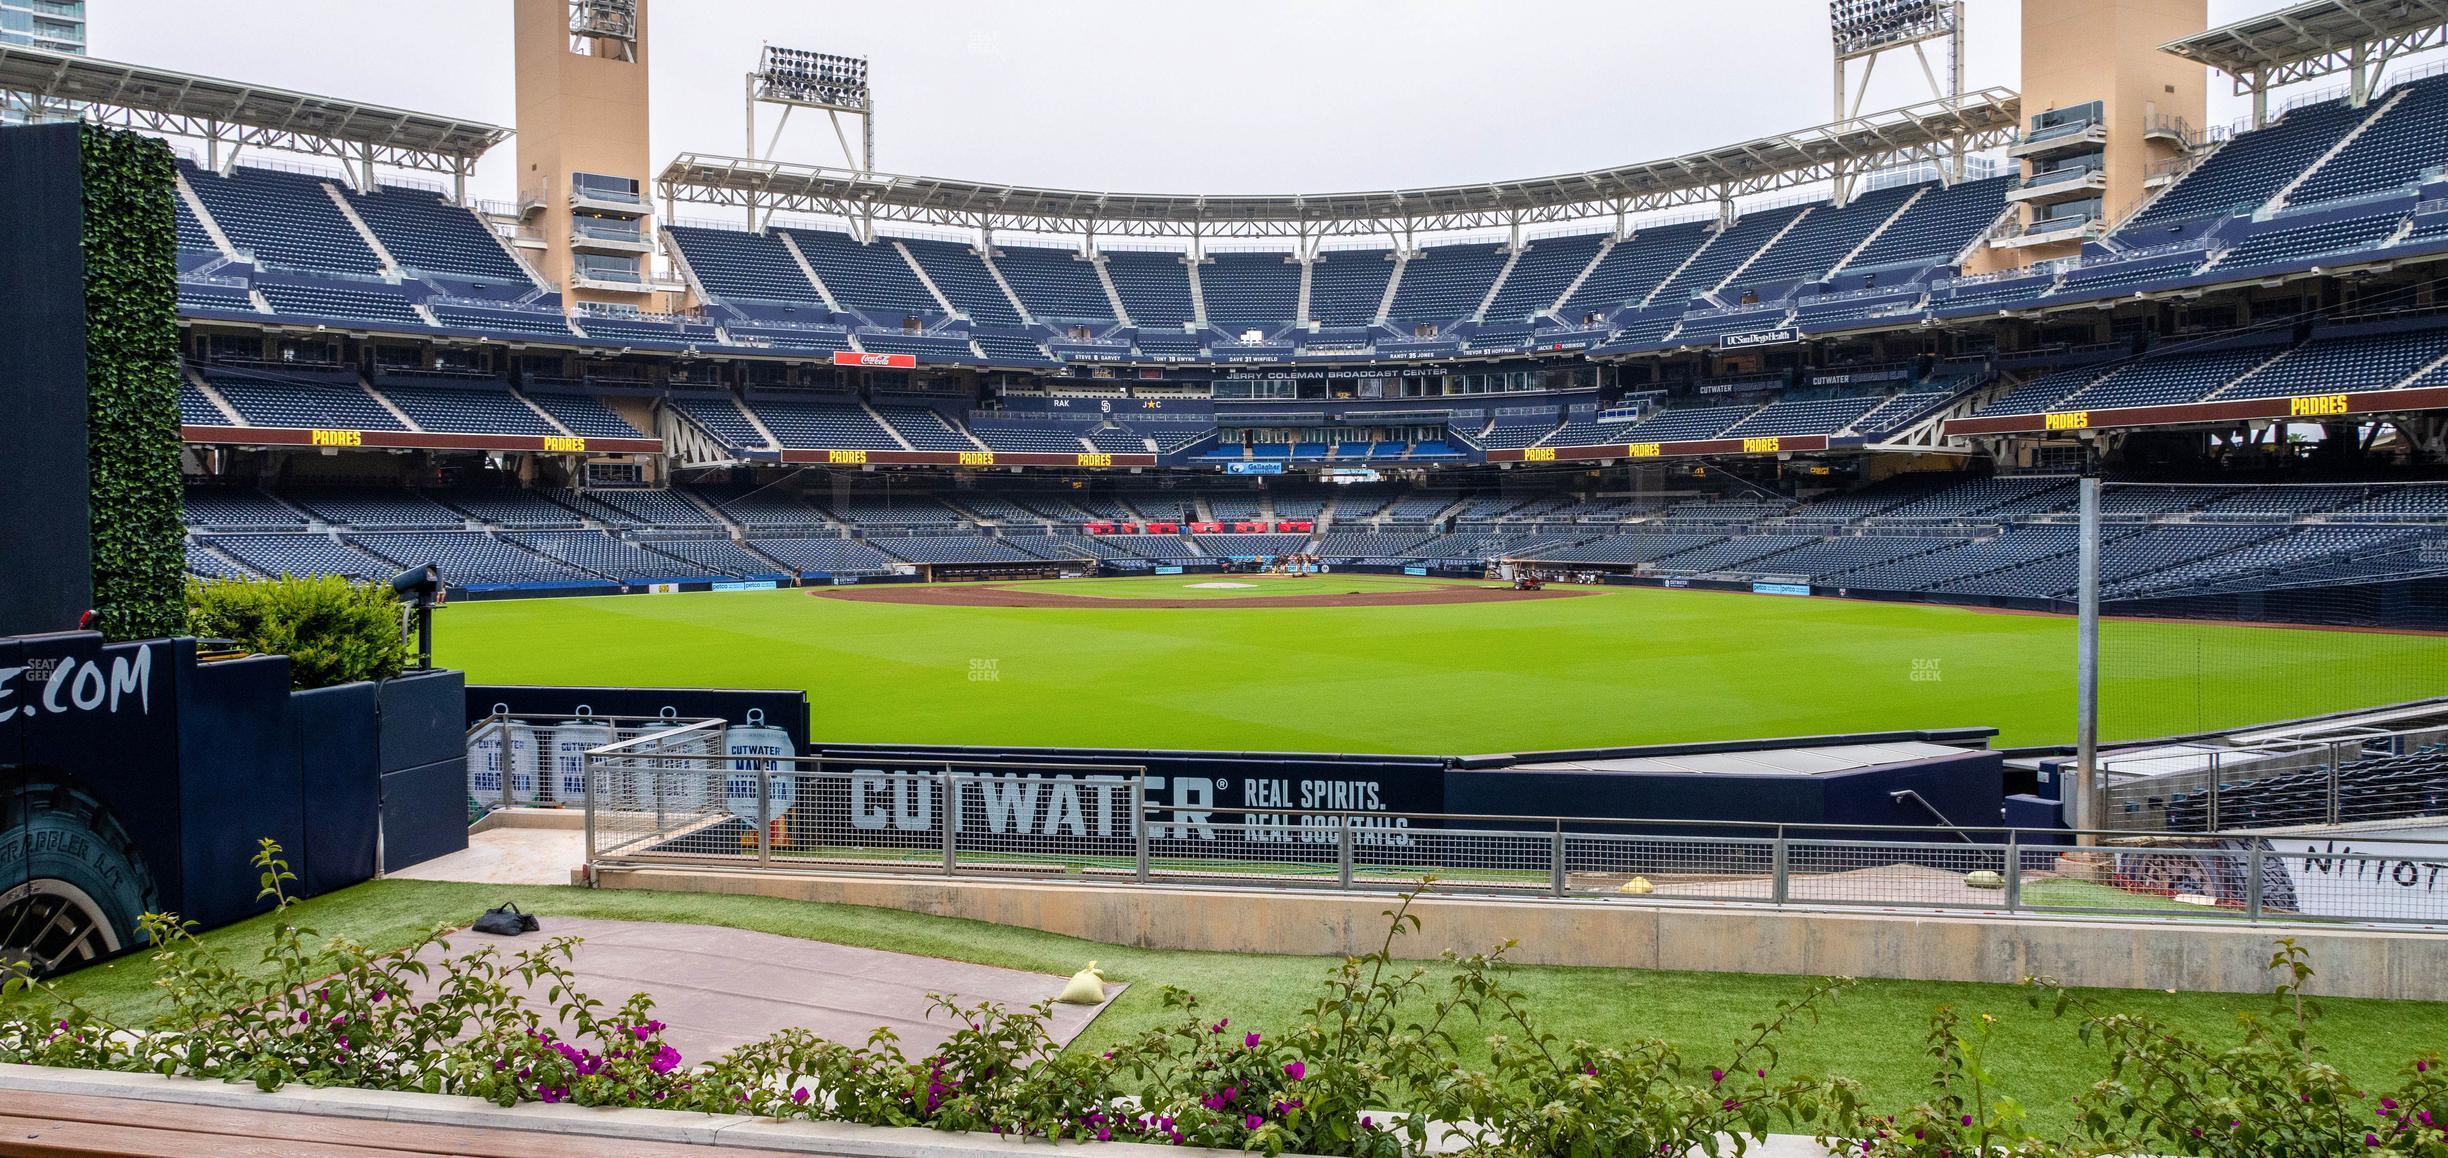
top-left (435, 578), bottom-right (2446, 751)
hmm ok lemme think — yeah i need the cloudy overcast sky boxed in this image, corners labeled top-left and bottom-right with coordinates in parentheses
top-left (89, 0), bottom-right (2337, 205)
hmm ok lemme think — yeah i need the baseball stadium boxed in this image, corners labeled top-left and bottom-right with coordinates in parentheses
top-left (7, 0), bottom-right (2448, 1153)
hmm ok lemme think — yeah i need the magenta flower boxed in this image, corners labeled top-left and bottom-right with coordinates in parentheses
top-left (1711, 1068), bottom-right (1724, 1083)
top-left (1960, 1115), bottom-right (1974, 1126)
top-left (792, 1088), bottom-right (810, 1104)
top-left (1282, 1061), bottom-right (1304, 1081)
top-left (648, 1045), bottom-right (682, 1074)
top-left (1245, 1114), bottom-right (1263, 1130)
top-left (1244, 1031), bottom-right (1262, 1049)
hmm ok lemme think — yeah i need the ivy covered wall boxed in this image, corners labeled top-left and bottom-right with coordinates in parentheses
top-left (79, 124), bottom-right (186, 641)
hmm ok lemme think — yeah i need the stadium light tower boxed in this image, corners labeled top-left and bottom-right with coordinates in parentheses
top-left (1827, 0), bottom-right (1968, 200)
top-left (744, 45), bottom-right (873, 229)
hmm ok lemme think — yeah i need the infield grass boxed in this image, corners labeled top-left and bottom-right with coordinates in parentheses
top-left (45, 878), bottom-right (2446, 1136)
top-left (435, 578), bottom-right (2447, 751)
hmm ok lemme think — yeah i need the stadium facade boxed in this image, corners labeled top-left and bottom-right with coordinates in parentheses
top-left (11, 0), bottom-right (2448, 607)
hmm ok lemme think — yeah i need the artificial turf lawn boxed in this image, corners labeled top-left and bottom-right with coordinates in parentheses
top-left (434, 578), bottom-right (2447, 751)
top-left (42, 879), bottom-right (2445, 1135)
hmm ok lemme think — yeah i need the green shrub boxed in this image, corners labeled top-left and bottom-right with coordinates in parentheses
top-left (186, 575), bottom-right (408, 688)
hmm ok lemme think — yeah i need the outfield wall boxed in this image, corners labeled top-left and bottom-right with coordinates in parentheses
top-left (590, 865), bottom-right (2448, 1001)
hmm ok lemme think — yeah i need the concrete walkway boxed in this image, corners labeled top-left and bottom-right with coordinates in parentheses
top-left (390, 824), bottom-right (585, 886)
top-left (409, 917), bottom-right (1122, 1062)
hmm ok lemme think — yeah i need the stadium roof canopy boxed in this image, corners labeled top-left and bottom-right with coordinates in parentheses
top-left (2160, 0), bottom-right (2448, 105)
top-left (0, 46), bottom-right (511, 182)
top-left (659, 89), bottom-right (2020, 241)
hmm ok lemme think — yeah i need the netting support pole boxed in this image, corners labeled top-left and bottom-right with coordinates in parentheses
top-left (2074, 475), bottom-right (2103, 843)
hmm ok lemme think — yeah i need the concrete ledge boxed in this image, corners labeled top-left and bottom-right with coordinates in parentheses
top-left (592, 867), bottom-right (2448, 1001)
top-left (470, 806), bottom-right (588, 833)
top-left (0, 1064), bottom-right (1258, 1156)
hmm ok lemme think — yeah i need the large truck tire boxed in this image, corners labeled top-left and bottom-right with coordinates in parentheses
top-left (0, 774), bottom-right (160, 977)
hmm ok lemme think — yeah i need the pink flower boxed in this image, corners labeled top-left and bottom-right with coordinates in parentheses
top-left (792, 1088), bottom-right (810, 1104)
top-left (1245, 1114), bottom-right (1263, 1130)
top-left (1244, 1032), bottom-right (1262, 1049)
top-left (648, 1045), bottom-right (682, 1075)
top-left (1711, 1068), bottom-right (1724, 1083)
top-left (1282, 1061), bottom-right (1304, 1081)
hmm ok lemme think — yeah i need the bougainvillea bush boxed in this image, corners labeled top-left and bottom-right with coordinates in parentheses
top-left (0, 850), bottom-right (2441, 1156)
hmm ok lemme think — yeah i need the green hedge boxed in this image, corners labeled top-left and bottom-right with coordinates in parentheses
top-left (186, 575), bottom-right (409, 689)
top-left (80, 124), bottom-right (186, 642)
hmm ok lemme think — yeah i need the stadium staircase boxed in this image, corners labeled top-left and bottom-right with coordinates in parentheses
top-left (322, 184), bottom-right (403, 276)
top-left (1092, 256), bottom-right (1134, 327)
top-left (1372, 251), bottom-right (1410, 325)
top-left (975, 248), bottom-right (1035, 324)
top-left (174, 171), bottom-right (245, 262)
top-left (1829, 185), bottom-right (1926, 276)
top-left (1471, 246), bottom-right (1523, 322)
top-left (1548, 235), bottom-right (1616, 317)
top-left (775, 231), bottom-right (846, 312)
top-left (1640, 229), bottom-right (1721, 308)
top-left (2267, 88), bottom-right (2407, 212)
top-left (1184, 254), bottom-right (1209, 326)
top-left (1708, 206), bottom-right (1814, 294)
top-left (892, 239), bottom-right (964, 318)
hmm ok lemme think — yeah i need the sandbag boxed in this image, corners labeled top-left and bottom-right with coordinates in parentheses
top-left (1056, 961), bottom-right (1107, 1004)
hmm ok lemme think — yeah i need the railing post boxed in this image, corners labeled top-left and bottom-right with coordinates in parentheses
top-left (2207, 751), bottom-right (2222, 832)
top-left (2003, 831), bottom-right (2022, 911)
top-left (495, 709), bottom-right (513, 815)
top-left (941, 767), bottom-right (959, 875)
top-left (583, 751), bottom-right (599, 867)
top-left (756, 767), bottom-right (772, 869)
top-left (1132, 777), bottom-right (1150, 883)
top-left (1770, 828), bottom-right (1790, 906)
top-left (1337, 815), bottom-right (1355, 889)
top-left (2327, 742), bottom-right (2343, 827)
top-left (1549, 822), bottom-right (1567, 898)
top-left (2246, 844), bottom-right (2264, 920)
top-left (651, 727), bottom-right (667, 837)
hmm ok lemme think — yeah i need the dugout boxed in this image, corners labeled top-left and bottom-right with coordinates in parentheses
top-left (1446, 733), bottom-right (2005, 837)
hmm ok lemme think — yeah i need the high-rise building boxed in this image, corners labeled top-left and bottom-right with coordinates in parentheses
top-left (2, 0), bottom-right (88, 123)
